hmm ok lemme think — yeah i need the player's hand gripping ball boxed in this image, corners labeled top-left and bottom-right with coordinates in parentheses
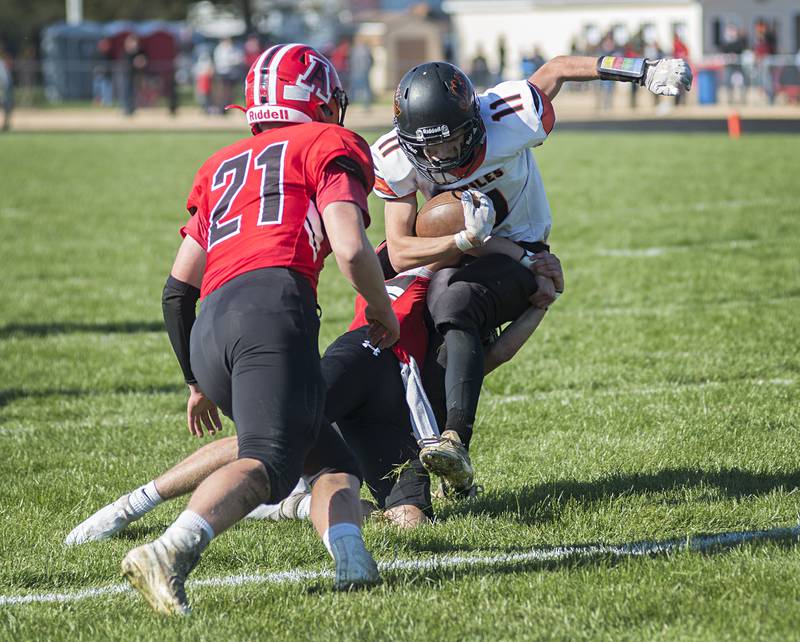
top-left (415, 189), bottom-right (495, 250)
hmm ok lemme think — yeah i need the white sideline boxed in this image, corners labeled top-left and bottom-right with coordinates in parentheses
top-left (486, 377), bottom-right (796, 405)
top-left (1, 524), bottom-right (798, 607)
top-left (595, 239), bottom-right (760, 258)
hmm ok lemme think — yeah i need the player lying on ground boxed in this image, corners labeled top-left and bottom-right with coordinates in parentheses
top-left (66, 245), bottom-right (563, 542)
top-left (119, 44), bottom-right (400, 616)
top-left (372, 54), bottom-right (691, 494)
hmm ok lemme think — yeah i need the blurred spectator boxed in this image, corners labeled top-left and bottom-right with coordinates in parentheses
top-left (470, 47), bottom-right (491, 91)
top-left (214, 37), bottom-right (244, 112)
top-left (497, 36), bottom-right (506, 82)
top-left (349, 39), bottom-right (373, 108)
top-left (243, 34), bottom-right (262, 69)
top-left (194, 50), bottom-right (214, 114)
top-left (0, 42), bottom-right (13, 131)
top-left (520, 47), bottom-right (545, 78)
top-left (719, 23), bottom-right (747, 105)
top-left (121, 34), bottom-right (147, 116)
top-left (93, 38), bottom-right (114, 107)
top-left (754, 20), bottom-right (777, 104)
top-left (329, 38), bottom-right (351, 92)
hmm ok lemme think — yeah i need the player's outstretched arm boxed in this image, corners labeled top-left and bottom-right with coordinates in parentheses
top-left (531, 55), bottom-right (692, 101)
top-left (323, 201), bottom-right (400, 348)
top-left (162, 234), bottom-right (222, 438)
top-left (530, 56), bottom-right (599, 100)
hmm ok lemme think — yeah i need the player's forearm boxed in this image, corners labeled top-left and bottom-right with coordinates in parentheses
top-left (467, 235), bottom-right (526, 261)
top-left (484, 306), bottom-right (547, 375)
top-left (335, 230), bottom-right (394, 315)
top-left (162, 275), bottom-right (200, 385)
top-left (387, 234), bottom-right (463, 272)
top-left (530, 56), bottom-right (598, 100)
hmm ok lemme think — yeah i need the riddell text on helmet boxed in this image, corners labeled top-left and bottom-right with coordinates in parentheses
top-left (247, 107), bottom-right (292, 123)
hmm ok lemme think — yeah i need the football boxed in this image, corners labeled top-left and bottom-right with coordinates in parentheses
top-left (414, 190), bottom-right (476, 237)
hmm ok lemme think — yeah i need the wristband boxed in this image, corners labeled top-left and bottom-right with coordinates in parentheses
top-left (597, 56), bottom-right (646, 84)
top-left (519, 250), bottom-right (539, 269)
top-left (454, 230), bottom-right (476, 252)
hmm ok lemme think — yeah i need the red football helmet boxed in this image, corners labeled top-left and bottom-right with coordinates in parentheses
top-left (229, 43), bottom-right (348, 134)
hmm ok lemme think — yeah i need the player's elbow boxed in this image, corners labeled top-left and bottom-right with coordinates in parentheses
top-left (388, 249), bottom-right (413, 273)
top-left (386, 241), bottom-right (415, 273)
top-left (333, 239), bottom-right (368, 266)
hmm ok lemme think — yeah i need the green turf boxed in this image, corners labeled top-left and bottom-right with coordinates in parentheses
top-left (0, 129), bottom-right (798, 641)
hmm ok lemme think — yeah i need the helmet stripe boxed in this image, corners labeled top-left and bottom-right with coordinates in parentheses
top-left (267, 43), bottom-right (306, 105)
top-left (252, 45), bottom-right (281, 106)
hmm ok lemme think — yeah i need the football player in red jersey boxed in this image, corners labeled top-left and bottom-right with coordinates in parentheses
top-left (373, 55), bottom-right (691, 495)
top-left (119, 44), bottom-right (399, 616)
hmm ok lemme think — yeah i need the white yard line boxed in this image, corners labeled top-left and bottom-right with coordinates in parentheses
top-left (486, 377), bottom-right (796, 405)
top-left (595, 239), bottom-right (761, 258)
top-left (1, 524), bottom-right (798, 607)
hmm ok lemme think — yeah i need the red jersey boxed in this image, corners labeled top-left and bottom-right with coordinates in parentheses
top-left (349, 267), bottom-right (432, 366)
top-left (181, 122), bottom-right (374, 298)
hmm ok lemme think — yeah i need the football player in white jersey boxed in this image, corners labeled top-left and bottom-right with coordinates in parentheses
top-left (372, 55), bottom-right (692, 494)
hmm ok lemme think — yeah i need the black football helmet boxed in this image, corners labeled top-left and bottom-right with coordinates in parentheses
top-left (393, 62), bottom-right (485, 185)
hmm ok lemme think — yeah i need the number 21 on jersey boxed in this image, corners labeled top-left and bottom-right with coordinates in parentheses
top-left (208, 141), bottom-right (287, 249)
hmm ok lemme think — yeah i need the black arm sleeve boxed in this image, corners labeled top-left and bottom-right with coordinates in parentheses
top-left (162, 275), bottom-right (200, 385)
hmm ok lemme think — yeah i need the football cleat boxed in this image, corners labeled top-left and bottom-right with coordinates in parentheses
top-left (246, 490), bottom-right (309, 521)
top-left (65, 495), bottom-right (137, 546)
top-left (330, 535), bottom-right (381, 591)
top-left (121, 539), bottom-right (199, 616)
top-left (419, 430), bottom-right (474, 493)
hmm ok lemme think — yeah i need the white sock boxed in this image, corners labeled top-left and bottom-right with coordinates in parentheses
top-left (161, 510), bottom-right (215, 554)
top-left (127, 481), bottom-right (163, 518)
top-left (322, 522), bottom-right (362, 560)
top-left (296, 494), bottom-right (312, 520)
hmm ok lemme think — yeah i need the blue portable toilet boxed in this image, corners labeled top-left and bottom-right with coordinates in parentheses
top-left (697, 68), bottom-right (718, 105)
top-left (41, 22), bottom-right (105, 101)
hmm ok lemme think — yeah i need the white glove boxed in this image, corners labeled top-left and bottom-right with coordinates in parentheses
top-left (454, 189), bottom-right (495, 252)
top-left (643, 58), bottom-right (693, 96)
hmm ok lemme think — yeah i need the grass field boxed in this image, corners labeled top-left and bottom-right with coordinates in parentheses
top-left (0, 128), bottom-right (798, 641)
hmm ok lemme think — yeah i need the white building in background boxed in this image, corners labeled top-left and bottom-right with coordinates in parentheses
top-left (442, 0), bottom-right (800, 78)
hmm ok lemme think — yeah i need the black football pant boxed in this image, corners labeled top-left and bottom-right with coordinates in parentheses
top-left (189, 267), bottom-right (361, 504)
top-left (322, 327), bottom-right (432, 516)
top-left (426, 252), bottom-right (540, 448)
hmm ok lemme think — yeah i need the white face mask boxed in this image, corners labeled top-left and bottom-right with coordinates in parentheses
top-left (423, 132), bottom-right (466, 164)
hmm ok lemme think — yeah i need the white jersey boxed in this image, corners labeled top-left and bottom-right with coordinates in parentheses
top-left (372, 80), bottom-right (556, 244)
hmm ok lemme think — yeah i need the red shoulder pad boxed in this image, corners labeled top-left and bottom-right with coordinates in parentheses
top-left (306, 126), bottom-right (375, 193)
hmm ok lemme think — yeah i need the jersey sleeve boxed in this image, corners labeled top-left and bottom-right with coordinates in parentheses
top-left (316, 164), bottom-right (371, 228)
top-left (181, 171), bottom-right (210, 247)
top-left (306, 126), bottom-right (375, 194)
top-left (370, 131), bottom-right (419, 200)
top-left (180, 209), bottom-right (208, 248)
top-left (481, 80), bottom-right (556, 150)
